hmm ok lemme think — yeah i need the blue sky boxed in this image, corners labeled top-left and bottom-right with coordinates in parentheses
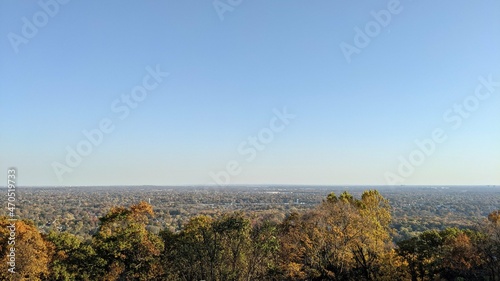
top-left (1, 0), bottom-right (499, 186)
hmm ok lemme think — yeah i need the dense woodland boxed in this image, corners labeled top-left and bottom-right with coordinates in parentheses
top-left (1, 189), bottom-right (500, 280)
top-left (14, 186), bottom-right (500, 241)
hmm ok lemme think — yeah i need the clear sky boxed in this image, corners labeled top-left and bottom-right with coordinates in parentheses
top-left (1, 0), bottom-right (499, 186)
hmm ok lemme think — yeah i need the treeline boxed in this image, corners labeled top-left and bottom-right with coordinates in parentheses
top-left (1, 190), bottom-right (499, 280)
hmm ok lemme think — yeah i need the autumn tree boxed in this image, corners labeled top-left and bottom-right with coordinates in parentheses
top-left (440, 229), bottom-right (484, 279)
top-left (277, 190), bottom-right (400, 280)
top-left (276, 193), bottom-right (365, 279)
top-left (351, 190), bottom-right (394, 280)
top-left (478, 210), bottom-right (500, 280)
top-left (276, 211), bottom-right (308, 279)
top-left (0, 217), bottom-right (51, 281)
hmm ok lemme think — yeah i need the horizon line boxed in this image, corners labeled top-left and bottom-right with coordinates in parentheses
top-left (5, 184), bottom-right (500, 188)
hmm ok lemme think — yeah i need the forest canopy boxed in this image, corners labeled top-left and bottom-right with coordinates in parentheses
top-left (1, 189), bottom-right (499, 281)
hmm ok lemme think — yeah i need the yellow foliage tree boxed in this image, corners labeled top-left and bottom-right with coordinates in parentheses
top-left (0, 217), bottom-right (52, 281)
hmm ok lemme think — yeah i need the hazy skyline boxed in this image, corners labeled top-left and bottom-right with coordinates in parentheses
top-left (1, 1), bottom-right (499, 186)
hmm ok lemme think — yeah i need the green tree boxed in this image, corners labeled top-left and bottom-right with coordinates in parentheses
top-left (162, 215), bottom-right (215, 281)
top-left (162, 212), bottom-right (278, 281)
top-left (46, 231), bottom-right (99, 281)
top-left (92, 202), bottom-right (163, 281)
top-left (246, 220), bottom-right (279, 280)
top-left (213, 212), bottom-right (250, 280)
top-left (397, 227), bottom-right (486, 281)
top-left (397, 230), bottom-right (443, 281)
